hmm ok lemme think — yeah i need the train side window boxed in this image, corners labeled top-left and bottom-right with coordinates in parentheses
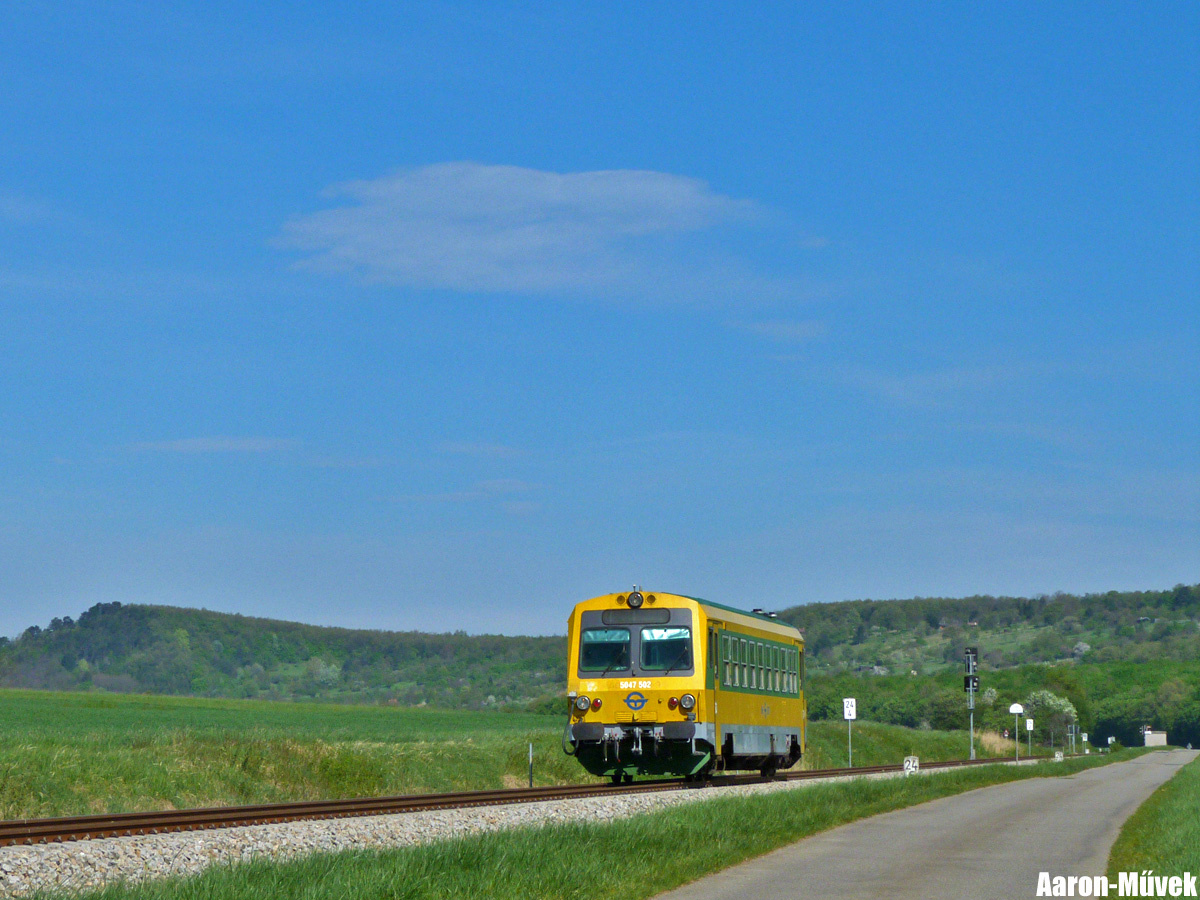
top-left (749, 641), bottom-right (756, 689)
top-left (722, 635), bottom-right (730, 686)
top-left (774, 648), bottom-right (780, 692)
top-left (740, 639), bottom-right (747, 687)
top-left (757, 643), bottom-right (764, 690)
top-left (799, 649), bottom-right (804, 691)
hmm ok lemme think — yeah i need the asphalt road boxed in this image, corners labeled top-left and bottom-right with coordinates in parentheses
top-left (655, 749), bottom-right (1197, 900)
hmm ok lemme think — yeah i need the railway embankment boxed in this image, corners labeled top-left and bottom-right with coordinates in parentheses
top-left (0, 754), bottom-right (1124, 898)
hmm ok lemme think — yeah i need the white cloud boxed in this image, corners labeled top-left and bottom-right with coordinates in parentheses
top-left (0, 194), bottom-right (62, 226)
top-left (130, 437), bottom-right (294, 454)
top-left (437, 440), bottom-right (526, 459)
top-left (733, 319), bottom-right (827, 342)
top-left (398, 478), bottom-right (539, 504)
top-left (837, 363), bottom-right (1060, 410)
top-left (278, 162), bottom-right (764, 296)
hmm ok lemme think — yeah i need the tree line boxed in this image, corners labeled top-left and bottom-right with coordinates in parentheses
top-left (0, 602), bottom-right (565, 709)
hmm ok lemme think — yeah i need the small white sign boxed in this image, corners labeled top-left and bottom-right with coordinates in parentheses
top-left (903, 756), bottom-right (919, 775)
top-left (1054, 751), bottom-right (1064, 762)
top-left (1026, 718), bottom-right (1034, 732)
top-left (1081, 733), bottom-right (1088, 743)
top-left (843, 698), bottom-right (857, 721)
top-left (1108, 736), bottom-right (1115, 745)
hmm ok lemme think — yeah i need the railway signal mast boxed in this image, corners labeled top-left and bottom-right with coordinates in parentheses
top-left (964, 648), bottom-right (979, 760)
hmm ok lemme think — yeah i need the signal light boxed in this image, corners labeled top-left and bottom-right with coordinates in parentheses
top-left (679, 693), bottom-right (696, 711)
top-left (591, 698), bottom-right (602, 711)
top-left (575, 696), bottom-right (591, 711)
top-left (668, 697), bottom-right (678, 709)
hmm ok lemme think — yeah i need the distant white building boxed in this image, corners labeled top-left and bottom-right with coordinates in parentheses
top-left (1144, 729), bottom-right (1168, 747)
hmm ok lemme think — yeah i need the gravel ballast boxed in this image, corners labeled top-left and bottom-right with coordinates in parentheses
top-left (0, 763), bottom-right (1030, 896)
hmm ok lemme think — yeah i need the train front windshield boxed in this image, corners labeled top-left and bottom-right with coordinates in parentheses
top-left (640, 627), bottom-right (691, 671)
top-left (579, 628), bottom-right (630, 672)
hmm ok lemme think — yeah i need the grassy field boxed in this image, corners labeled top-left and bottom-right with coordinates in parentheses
top-left (0, 689), bottom-right (989, 818)
top-left (803, 720), bottom-right (1011, 769)
top-left (56, 750), bottom-right (1147, 900)
top-left (1107, 752), bottom-right (1200, 878)
top-left (0, 689), bottom-right (582, 817)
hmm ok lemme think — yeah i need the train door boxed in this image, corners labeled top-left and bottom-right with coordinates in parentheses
top-left (707, 621), bottom-right (723, 757)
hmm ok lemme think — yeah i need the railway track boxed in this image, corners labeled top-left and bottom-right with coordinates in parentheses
top-left (0, 756), bottom-right (1041, 847)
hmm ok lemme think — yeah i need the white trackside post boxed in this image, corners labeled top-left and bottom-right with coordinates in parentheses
top-left (843, 698), bottom-right (856, 767)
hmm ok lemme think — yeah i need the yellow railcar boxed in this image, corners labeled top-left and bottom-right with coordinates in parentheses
top-left (564, 590), bottom-right (806, 782)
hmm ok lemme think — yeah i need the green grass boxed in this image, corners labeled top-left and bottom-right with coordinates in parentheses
top-left (803, 720), bottom-right (986, 768)
top-left (0, 689), bottom-right (992, 818)
top-left (0, 688), bottom-right (585, 817)
top-left (52, 750), bottom-right (1148, 900)
top-left (1108, 752), bottom-right (1200, 878)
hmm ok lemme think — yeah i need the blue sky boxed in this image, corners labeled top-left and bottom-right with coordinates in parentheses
top-left (1, 3), bottom-right (1197, 637)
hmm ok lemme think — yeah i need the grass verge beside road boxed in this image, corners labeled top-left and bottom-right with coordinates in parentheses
top-left (54, 750), bottom-right (1148, 900)
top-left (1108, 751), bottom-right (1200, 878)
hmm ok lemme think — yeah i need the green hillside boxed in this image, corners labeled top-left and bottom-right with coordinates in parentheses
top-left (0, 603), bottom-right (565, 709)
top-left (778, 583), bottom-right (1200, 675)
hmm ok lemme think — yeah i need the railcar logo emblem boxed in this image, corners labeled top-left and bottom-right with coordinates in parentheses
top-left (624, 692), bottom-right (648, 711)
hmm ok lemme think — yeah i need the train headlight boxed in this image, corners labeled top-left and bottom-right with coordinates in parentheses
top-left (679, 693), bottom-right (696, 711)
top-left (575, 696), bottom-right (591, 712)
top-left (627, 591), bottom-right (644, 609)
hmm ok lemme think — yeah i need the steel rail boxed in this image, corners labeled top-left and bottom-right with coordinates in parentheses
top-left (0, 755), bottom-right (1043, 847)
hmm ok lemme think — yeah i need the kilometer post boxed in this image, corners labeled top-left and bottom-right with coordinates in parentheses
top-left (843, 698), bottom-right (856, 767)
